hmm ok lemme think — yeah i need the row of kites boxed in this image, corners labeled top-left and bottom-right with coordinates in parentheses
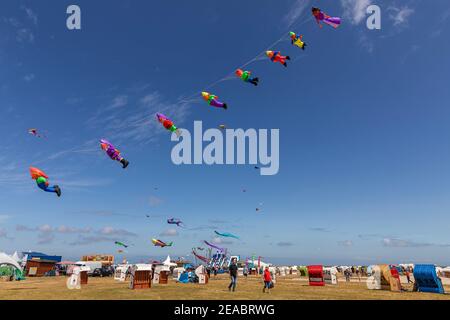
top-left (28, 7), bottom-right (340, 197)
top-left (27, 7), bottom-right (341, 256)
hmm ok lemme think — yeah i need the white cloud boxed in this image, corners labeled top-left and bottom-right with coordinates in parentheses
top-left (0, 215), bottom-right (10, 223)
top-left (212, 237), bottom-right (233, 245)
top-left (341, 0), bottom-right (372, 25)
top-left (16, 28), bottom-right (34, 43)
top-left (108, 95), bottom-right (128, 109)
top-left (57, 225), bottom-right (91, 234)
top-left (21, 6), bottom-right (38, 25)
top-left (382, 237), bottom-right (431, 248)
top-left (86, 89), bottom-right (190, 144)
top-left (100, 226), bottom-right (137, 237)
top-left (24, 73), bottom-right (35, 82)
top-left (160, 228), bottom-right (178, 237)
top-left (388, 6), bottom-right (414, 27)
top-left (358, 32), bottom-right (374, 53)
top-left (338, 240), bottom-right (353, 247)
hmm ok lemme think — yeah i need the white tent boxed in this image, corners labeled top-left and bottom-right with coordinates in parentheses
top-left (0, 252), bottom-right (22, 271)
top-left (163, 255), bottom-right (177, 268)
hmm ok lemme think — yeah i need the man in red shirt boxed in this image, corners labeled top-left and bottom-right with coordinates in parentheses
top-left (263, 267), bottom-right (272, 293)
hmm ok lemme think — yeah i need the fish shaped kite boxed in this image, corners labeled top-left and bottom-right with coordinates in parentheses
top-left (202, 92), bottom-right (228, 110)
top-left (312, 7), bottom-right (341, 29)
top-left (204, 240), bottom-right (225, 252)
top-left (235, 69), bottom-right (259, 86)
top-left (156, 113), bottom-right (181, 137)
top-left (192, 250), bottom-right (209, 264)
top-left (100, 139), bottom-right (129, 169)
top-left (289, 32), bottom-right (307, 50)
top-left (29, 167), bottom-right (61, 197)
top-left (266, 51), bottom-right (290, 67)
top-left (152, 238), bottom-right (173, 247)
top-left (214, 231), bottom-right (239, 240)
top-left (115, 241), bottom-right (129, 248)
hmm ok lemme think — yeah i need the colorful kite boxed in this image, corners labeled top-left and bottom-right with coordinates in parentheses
top-left (214, 231), bottom-right (239, 240)
top-left (202, 92), bottom-right (227, 110)
top-left (152, 238), bottom-right (173, 247)
top-left (204, 240), bottom-right (225, 252)
top-left (156, 113), bottom-right (181, 137)
top-left (289, 32), bottom-right (307, 50)
top-left (192, 250), bottom-right (209, 264)
top-left (29, 167), bottom-right (61, 197)
top-left (196, 247), bottom-right (205, 251)
top-left (100, 139), bottom-right (129, 169)
top-left (115, 241), bottom-right (129, 248)
top-left (167, 218), bottom-right (184, 227)
top-left (312, 7), bottom-right (341, 29)
top-left (235, 69), bottom-right (259, 86)
top-left (265, 51), bottom-right (290, 67)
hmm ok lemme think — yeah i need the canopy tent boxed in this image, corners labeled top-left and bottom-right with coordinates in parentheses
top-left (163, 255), bottom-right (177, 268)
top-left (0, 252), bottom-right (22, 271)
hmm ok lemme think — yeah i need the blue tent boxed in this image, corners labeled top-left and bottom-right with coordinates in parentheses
top-left (178, 272), bottom-right (189, 284)
top-left (413, 264), bottom-right (445, 294)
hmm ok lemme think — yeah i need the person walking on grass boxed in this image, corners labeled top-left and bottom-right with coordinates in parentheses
top-left (263, 266), bottom-right (272, 293)
top-left (228, 258), bottom-right (238, 292)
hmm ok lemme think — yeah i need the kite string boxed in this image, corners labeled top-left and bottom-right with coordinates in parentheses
top-left (177, 14), bottom-right (314, 105)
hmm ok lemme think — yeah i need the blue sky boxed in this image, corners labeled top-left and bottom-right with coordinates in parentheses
top-left (1, 0), bottom-right (450, 266)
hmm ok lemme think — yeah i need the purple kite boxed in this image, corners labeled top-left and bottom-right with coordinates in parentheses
top-left (204, 240), bottom-right (225, 252)
top-left (100, 139), bottom-right (129, 169)
top-left (192, 250), bottom-right (209, 264)
top-left (312, 7), bottom-right (341, 29)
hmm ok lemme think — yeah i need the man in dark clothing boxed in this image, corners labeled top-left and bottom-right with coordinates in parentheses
top-left (228, 258), bottom-right (238, 292)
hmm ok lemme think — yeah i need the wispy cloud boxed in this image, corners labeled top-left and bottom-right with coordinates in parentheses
top-left (21, 6), bottom-right (38, 25)
top-left (16, 224), bottom-right (136, 245)
top-left (382, 237), bottom-right (432, 248)
top-left (160, 228), bottom-right (178, 237)
top-left (309, 227), bottom-right (331, 233)
top-left (283, 0), bottom-right (311, 28)
top-left (108, 95), bottom-right (128, 109)
top-left (277, 241), bottom-right (294, 247)
top-left (16, 28), bottom-right (35, 43)
top-left (358, 31), bottom-right (374, 53)
top-left (86, 89), bottom-right (190, 145)
top-left (341, 0), bottom-right (372, 25)
top-left (23, 73), bottom-right (35, 82)
top-left (69, 236), bottom-right (120, 246)
top-left (99, 226), bottom-right (137, 237)
top-left (431, 8), bottom-right (450, 38)
top-left (388, 5), bottom-right (414, 27)
top-left (338, 240), bottom-right (353, 247)
top-left (189, 225), bottom-right (217, 231)
top-left (212, 236), bottom-right (233, 245)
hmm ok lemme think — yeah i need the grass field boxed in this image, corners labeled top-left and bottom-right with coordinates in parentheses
top-left (1, 274), bottom-right (449, 300)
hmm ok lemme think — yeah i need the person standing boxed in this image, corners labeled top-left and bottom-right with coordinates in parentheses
top-left (228, 258), bottom-right (238, 292)
top-left (263, 267), bottom-right (272, 293)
